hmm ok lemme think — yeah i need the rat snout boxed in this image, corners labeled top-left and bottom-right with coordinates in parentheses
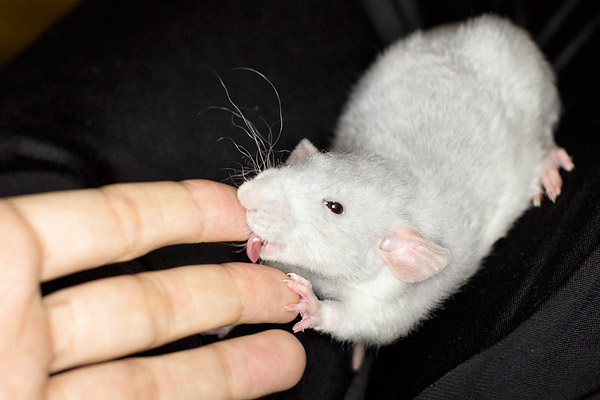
top-left (237, 179), bottom-right (283, 212)
top-left (238, 177), bottom-right (295, 245)
top-left (237, 181), bottom-right (256, 211)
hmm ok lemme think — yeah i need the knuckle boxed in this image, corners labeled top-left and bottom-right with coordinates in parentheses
top-left (98, 185), bottom-right (146, 260)
top-left (1, 199), bottom-right (44, 271)
top-left (177, 180), bottom-right (208, 238)
top-left (126, 358), bottom-right (162, 400)
top-left (213, 343), bottom-right (241, 399)
top-left (221, 263), bottom-right (251, 324)
top-left (136, 273), bottom-right (178, 348)
top-left (46, 297), bottom-right (78, 371)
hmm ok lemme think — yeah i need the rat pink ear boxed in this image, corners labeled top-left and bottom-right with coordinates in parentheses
top-left (286, 139), bottom-right (319, 165)
top-left (378, 227), bottom-right (450, 282)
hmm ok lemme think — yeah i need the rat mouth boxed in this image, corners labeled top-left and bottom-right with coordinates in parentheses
top-left (246, 233), bottom-right (283, 263)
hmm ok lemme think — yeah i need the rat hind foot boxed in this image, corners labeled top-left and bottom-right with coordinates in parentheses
top-left (283, 273), bottom-right (321, 332)
top-left (533, 147), bottom-right (574, 207)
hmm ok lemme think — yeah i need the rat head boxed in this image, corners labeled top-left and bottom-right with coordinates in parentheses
top-left (237, 139), bottom-right (450, 282)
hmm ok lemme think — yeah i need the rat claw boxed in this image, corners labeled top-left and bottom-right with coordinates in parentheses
top-left (284, 302), bottom-right (310, 313)
top-left (287, 273), bottom-right (313, 289)
top-left (532, 192), bottom-right (542, 207)
top-left (293, 320), bottom-right (311, 333)
top-left (551, 147), bottom-right (574, 172)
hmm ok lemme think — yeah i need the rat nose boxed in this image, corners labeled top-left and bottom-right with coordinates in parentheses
top-left (237, 179), bottom-right (283, 212)
top-left (237, 181), bottom-right (257, 210)
top-left (238, 180), bottom-right (271, 211)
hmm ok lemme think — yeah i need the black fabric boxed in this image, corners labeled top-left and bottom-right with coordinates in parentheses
top-left (1, 1), bottom-right (599, 399)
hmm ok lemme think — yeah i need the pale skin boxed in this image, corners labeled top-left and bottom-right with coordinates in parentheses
top-left (0, 179), bottom-right (305, 400)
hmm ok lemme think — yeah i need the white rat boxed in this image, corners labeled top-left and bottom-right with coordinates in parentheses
top-left (237, 15), bottom-right (573, 368)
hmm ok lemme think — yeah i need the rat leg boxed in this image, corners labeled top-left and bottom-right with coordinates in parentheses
top-left (533, 147), bottom-right (574, 206)
top-left (284, 273), bottom-right (321, 332)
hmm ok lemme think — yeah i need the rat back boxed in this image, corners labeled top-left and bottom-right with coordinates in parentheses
top-left (333, 15), bottom-right (560, 260)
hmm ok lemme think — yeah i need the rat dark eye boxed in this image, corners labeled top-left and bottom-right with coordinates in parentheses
top-left (323, 200), bottom-right (344, 215)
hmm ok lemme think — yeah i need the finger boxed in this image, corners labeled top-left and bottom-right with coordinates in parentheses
top-left (5, 180), bottom-right (250, 281)
top-left (0, 201), bottom-right (52, 399)
top-left (48, 330), bottom-right (306, 400)
top-left (46, 263), bottom-right (300, 372)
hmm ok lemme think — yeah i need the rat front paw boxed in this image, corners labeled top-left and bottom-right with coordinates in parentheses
top-left (283, 273), bottom-right (321, 332)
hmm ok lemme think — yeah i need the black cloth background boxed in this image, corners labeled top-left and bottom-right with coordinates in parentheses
top-left (0, 1), bottom-right (599, 399)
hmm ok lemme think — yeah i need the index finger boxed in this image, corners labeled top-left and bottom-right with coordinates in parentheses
top-left (5, 180), bottom-right (250, 281)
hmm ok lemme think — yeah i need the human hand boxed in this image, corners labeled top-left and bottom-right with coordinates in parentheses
top-left (0, 180), bottom-right (305, 400)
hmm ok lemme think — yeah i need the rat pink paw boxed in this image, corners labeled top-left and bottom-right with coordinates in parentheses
top-left (533, 147), bottom-right (574, 206)
top-left (283, 273), bottom-right (321, 332)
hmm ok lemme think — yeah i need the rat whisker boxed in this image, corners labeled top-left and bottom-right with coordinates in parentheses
top-left (232, 67), bottom-right (285, 170)
top-left (219, 241), bottom-right (249, 255)
top-left (228, 118), bottom-right (267, 173)
top-left (231, 116), bottom-right (269, 171)
top-left (220, 164), bottom-right (254, 186)
top-left (208, 69), bottom-right (286, 181)
top-left (217, 137), bottom-right (261, 180)
top-left (216, 74), bottom-right (272, 173)
top-left (213, 107), bottom-right (269, 173)
top-left (198, 105), bottom-right (241, 117)
top-left (233, 67), bottom-right (284, 143)
top-left (258, 116), bottom-right (280, 169)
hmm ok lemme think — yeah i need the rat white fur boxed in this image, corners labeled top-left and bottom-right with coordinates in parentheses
top-left (237, 15), bottom-right (571, 346)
